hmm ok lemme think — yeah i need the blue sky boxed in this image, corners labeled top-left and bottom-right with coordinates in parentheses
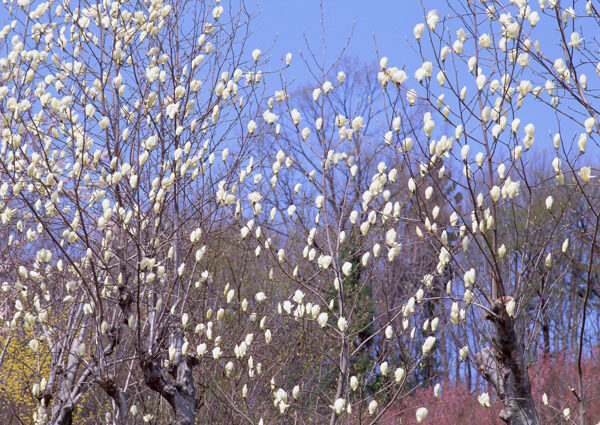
top-left (251, 0), bottom-right (424, 84)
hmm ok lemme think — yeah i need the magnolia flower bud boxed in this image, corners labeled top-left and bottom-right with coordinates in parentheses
top-left (584, 117), bottom-right (595, 134)
top-left (498, 244), bottom-right (507, 259)
top-left (464, 289), bottom-right (473, 305)
top-left (413, 23), bottom-right (425, 40)
top-left (578, 133), bottom-right (588, 153)
top-left (247, 120), bottom-right (257, 135)
top-left (490, 186), bottom-right (501, 202)
top-left (385, 325), bottom-right (393, 340)
top-left (461, 145), bottom-right (469, 161)
top-left (422, 336), bottom-right (436, 355)
top-left (368, 399), bottom-right (378, 415)
top-left (317, 312), bottom-right (328, 328)
top-left (506, 298), bottom-right (516, 317)
top-left (312, 88), bottom-right (321, 102)
top-left (337, 316), bottom-right (348, 332)
top-left (424, 119), bottom-right (435, 138)
top-left (394, 367), bottom-right (405, 383)
top-left (408, 178), bottom-right (416, 193)
top-left (406, 89), bottom-right (417, 105)
top-left (350, 376), bottom-right (359, 391)
top-left (459, 346), bottom-right (468, 361)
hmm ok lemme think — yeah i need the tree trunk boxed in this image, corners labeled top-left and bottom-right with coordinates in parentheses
top-left (141, 335), bottom-right (197, 425)
top-left (50, 403), bottom-right (74, 425)
top-left (475, 299), bottom-right (539, 425)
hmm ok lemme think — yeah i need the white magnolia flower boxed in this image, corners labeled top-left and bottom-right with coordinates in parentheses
top-left (368, 399), bottom-right (378, 415)
top-left (478, 392), bottom-right (491, 408)
top-left (262, 110), bottom-right (279, 125)
top-left (554, 58), bottom-right (566, 75)
top-left (413, 23), bottom-right (425, 40)
top-left (579, 133), bottom-right (588, 153)
top-left (416, 407), bottom-right (428, 423)
top-left (331, 398), bottom-right (345, 415)
top-left (301, 127), bottom-right (310, 141)
top-left (506, 298), bottom-right (516, 317)
top-left (290, 109), bottom-right (302, 125)
top-left (337, 316), bottom-right (348, 332)
top-left (585, 117), bottom-right (595, 134)
top-left (312, 88), bottom-right (321, 102)
top-left (578, 166), bottom-right (593, 183)
top-left (351, 116), bottom-right (364, 131)
top-left (406, 89), bottom-right (417, 105)
top-left (212, 6), bottom-right (223, 20)
top-left (529, 11), bottom-right (540, 26)
top-left (424, 119), bottom-right (434, 138)
top-left (490, 186), bottom-right (501, 202)
top-left (422, 336), bottom-right (436, 355)
top-left (459, 346), bottom-right (468, 361)
top-left (395, 367), bottom-right (405, 383)
top-left (317, 312), bottom-right (328, 327)
top-left (479, 33), bottom-right (490, 48)
top-left (568, 32), bottom-right (581, 49)
top-left (427, 10), bottom-right (439, 30)
top-left (247, 120), bottom-right (257, 135)
top-left (166, 102), bottom-right (180, 120)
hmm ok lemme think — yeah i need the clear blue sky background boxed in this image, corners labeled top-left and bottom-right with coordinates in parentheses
top-left (251, 0), bottom-right (424, 84)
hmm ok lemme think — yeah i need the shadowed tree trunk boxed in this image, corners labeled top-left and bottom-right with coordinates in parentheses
top-left (141, 334), bottom-right (198, 425)
top-left (476, 299), bottom-right (539, 425)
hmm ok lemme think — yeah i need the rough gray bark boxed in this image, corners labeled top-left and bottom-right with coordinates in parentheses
top-left (141, 345), bottom-right (197, 425)
top-left (475, 299), bottom-right (539, 425)
top-left (42, 306), bottom-right (91, 425)
top-left (100, 378), bottom-right (129, 425)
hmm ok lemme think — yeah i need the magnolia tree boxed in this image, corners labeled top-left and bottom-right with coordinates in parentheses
top-left (0, 0), bottom-right (427, 423)
top-left (383, 1), bottom-right (600, 424)
top-left (0, 0), bottom-right (273, 423)
top-left (1, 0), bottom-right (600, 424)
